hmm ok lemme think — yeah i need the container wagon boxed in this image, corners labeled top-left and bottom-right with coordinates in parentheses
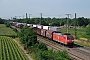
top-left (46, 30), bottom-right (55, 40)
top-left (36, 28), bottom-right (41, 35)
top-left (41, 29), bottom-right (47, 37)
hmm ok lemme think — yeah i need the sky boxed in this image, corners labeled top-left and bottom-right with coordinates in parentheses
top-left (0, 0), bottom-right (90, 19)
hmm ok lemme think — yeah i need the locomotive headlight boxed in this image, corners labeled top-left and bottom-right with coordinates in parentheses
top-left (72, 40), bottom-right (74, 42)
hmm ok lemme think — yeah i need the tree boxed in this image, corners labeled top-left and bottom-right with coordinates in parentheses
top-left (76, 17), bottom-right (89, 27)
top-left (50, 21), bottom-right (60, 26)
top-left (37, 42), bottom-right (48, 51)
top-left (0, 18), bottom-right (5, 24)
top-left (54, 50), bottom-right (71, 60)
top-left (41, 20), bottom-right (49, 26)
top-left (4, 22), bottom-right (10, 27)
top-left (18, 27), bottom-right (37, 48)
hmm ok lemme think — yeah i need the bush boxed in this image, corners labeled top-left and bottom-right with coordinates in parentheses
top-left (4, 22), bottom-right (10, 27)
top-left (18, 27), bottom-right (37, 48)
top-left (35, 49), bottom-right (71, 60)
top-left (13, 28), bottom-right (18, 32)
top-left (36, 42), bottom-right (48, 51)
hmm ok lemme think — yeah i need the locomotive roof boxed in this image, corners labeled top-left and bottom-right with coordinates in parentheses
top-left (64, 33), bottom-right (71, 35)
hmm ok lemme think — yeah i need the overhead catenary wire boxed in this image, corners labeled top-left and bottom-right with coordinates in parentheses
top-left (65, 14), bottom-right (71, 33)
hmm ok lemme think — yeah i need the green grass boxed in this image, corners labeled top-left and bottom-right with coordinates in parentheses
top-left (61, 27), bottom-right (89, 38)
top-left (75, 40), bottom-right (90, 47)
top-left (0, 36), bottom-right (28, 60)
top-left (0, 24), bottom-right (17, 36)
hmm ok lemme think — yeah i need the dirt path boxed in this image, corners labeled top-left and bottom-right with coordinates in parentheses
top-left (13, 39), bottom-right (33, 60)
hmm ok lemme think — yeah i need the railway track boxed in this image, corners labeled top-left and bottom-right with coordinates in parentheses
top-left (74, 43), bottom-right (90, 53)
top-left (72, 48), bottom-right (90, 58)
top-left (37, 36), bottom-right (90, 60)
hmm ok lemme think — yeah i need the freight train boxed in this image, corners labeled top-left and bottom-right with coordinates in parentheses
top-left (10, 22), bottom-right (74, 45)
top-left (33, 25), bottom-right (74, 45)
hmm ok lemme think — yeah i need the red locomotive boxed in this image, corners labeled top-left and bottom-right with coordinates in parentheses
top-left (53, 33), bottom-right (74, 45)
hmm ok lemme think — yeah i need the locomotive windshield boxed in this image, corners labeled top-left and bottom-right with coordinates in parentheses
top-left (67, 35), bottom-right (74, 40)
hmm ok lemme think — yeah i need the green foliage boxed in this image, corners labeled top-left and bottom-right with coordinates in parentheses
top-left (35, 49), bottom-right (71, 60)
top-left (4, 22), bottom-right (11, 27)
top-left (35, 42), bottom-right (48, 51)
top-left (55, 50), bottom-right (71, 60)
top-left (50, 21), bottom-right (60, 26)
top-left (18, 27), bottom-right (37, 47)
top-left (14, 17), bottom-right (90, 27)
top-left (0, 18), bottom-right (5, 24)
top-left (36, 49), bottom-right (54, 60)
top-left (13, 28), bottom-right (18, 32)
top-left (41, 20), bottom-right (49, 26)
top-left (28, 40), bottom-right (71, 60)
top-left (86, 24), bottom-right (90, 36)
top-left (72, 17), bottom-right (89, 26)
top-left (77, 17), bottom-right (89, 26)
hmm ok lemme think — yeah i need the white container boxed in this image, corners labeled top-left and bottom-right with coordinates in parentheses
top-left (27, 24), bottom-right (30, 27)
top-left (33, 24), bottom-right (37, 27)
top-left (43, 26), bottom-right (49, 30)
top-left (49, 27), bottom-right (61, 32)
top-left (37, 25), bottom-right (43, 29)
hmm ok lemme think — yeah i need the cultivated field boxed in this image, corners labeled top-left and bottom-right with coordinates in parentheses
top-left (0, 24), bottom-right (17, 36)
top-left (0, 36), bottom-right (27, 60)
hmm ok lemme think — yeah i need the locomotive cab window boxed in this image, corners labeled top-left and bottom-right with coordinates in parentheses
top-left (67, 35), bottom-right (73, 40)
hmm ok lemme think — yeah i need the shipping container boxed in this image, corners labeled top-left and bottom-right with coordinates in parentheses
top-left (27, 24), bottom-right (30, 27)
top-left (11, 22), bottom-right (17, 26)
top-left (33, 24), bottom-right (37, 27)
top-left (49, 27), bottom-right (61, 32)
top-left (43, 26), bottom-right (49, 30)
top-left (41, 29), bottom-right (47, 37)
top-left (36, 25), bottom-right (43, 29)
top-left (46, 30), bottom-right (55, 39)
top-left (30, 24), bottom-right (33, 27)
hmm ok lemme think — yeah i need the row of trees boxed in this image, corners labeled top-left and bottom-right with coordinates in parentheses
top-left (13, 17), bottom-right (90, 27)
